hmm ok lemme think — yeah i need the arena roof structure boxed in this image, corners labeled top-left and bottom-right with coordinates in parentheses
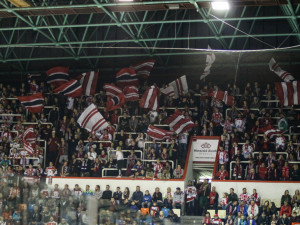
top-left (0, 0), bottom-right (300, 83)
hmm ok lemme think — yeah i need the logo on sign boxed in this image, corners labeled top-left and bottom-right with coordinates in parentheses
top-left (201, 142), bottom-right (211, 148)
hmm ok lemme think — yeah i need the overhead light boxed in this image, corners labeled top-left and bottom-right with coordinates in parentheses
top-left (166, 4), bottom-right (180, 10)
top-left (211, 1), bottom-right (230, 10)
top-left (8, 0), bottom-right (31, 7)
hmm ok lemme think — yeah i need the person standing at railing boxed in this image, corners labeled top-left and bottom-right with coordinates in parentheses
top-left (185, 180), bottom-right (197, 216)
top-left (47, 131), bottom-right (59, 166)
top-left (115, 147), bottom-right (124, 178)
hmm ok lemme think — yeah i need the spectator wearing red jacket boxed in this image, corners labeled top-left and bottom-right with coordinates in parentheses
top-left (280, 201), bottom-right (292, 217)
top-left (258, 162), bottom-right (268, 180)
top-left (281, 161), bottom-right (290, 181)
top-left (209, 186), bottom-right (219, 213)
top-left (215, 165), bottom-right (229, 180)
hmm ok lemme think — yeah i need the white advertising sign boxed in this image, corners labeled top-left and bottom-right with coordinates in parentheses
top-left (192, 137), bottom-right (219, 163)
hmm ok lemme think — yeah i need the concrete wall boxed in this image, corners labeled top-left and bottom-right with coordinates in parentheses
top-left (47, 177), bottom-right (185, 197)
top-left (212, 180), bottom-right (300, 207)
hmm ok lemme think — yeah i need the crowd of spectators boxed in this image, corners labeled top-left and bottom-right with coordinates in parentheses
top-left (0, 77), bottom-right (299, 224)
top-left (185, 179), bottom-right (300, 225)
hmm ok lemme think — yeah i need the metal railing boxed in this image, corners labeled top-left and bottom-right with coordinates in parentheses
top-left (107, 149), bottom-right (143, 160)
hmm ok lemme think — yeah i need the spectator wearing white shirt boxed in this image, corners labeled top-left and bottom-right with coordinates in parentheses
top-left (115, 147), bottom-right (124, 178)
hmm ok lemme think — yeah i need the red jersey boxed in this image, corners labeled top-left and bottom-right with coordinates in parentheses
top-left (216, 170), bottom-right (228, 180)
top-left (281, 166), bottom-right (290, 179)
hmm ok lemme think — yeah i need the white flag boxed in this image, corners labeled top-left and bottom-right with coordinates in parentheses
top-left (200, 45), bottom-right (216, 80)
top-left (269, 58), bottom-right (295, 82)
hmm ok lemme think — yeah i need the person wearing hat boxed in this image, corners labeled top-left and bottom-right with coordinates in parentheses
top-left (173, 187), bottom-right (184, 215)
top-left (212, 214), bottom-right (222, 225)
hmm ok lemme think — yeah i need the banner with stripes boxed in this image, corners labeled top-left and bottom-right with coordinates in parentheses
top-left (22, 126), bottom-right (36, 144)
top-left (160, 85), bottom-right (175, 98)
top-left (123, 86), bottom-right (139, 102)
top-left (269, 58), bottom-right (295, 82)
top-left (147, 125), bottom-right (173, 140)
top-left (131, 59), bottom-right (156, 79)
top-left (103, 83), bottom-right (123, 98)
top-left (17, 92), bottom-right (44, 113)
top-left (53, 79), bottom-right (82, 97)
top-left (275, 81), bottom-right (299, 106)
top-left (24, 141), bottom-right (34, 156)
top-left (168, 75), bottom-right (188, 99)
top-left (165, 110), bottom-right (195, 134)
top-left (210, 90), bottom-right (234, 106)
top-left (77, 71), bottom-right (99, 96)
top-left (200, 45), bottom-right (216, 81)
top-left (106, 93), bottom-right (125, 111)
top-left (46, 66), bottom-right (69, 87)
top-left (115, 68), bottom-right (138, 88)
top-left (77, 104), bottom-right (109, 133)
top-left (139, 85), bottom-right (159, 111)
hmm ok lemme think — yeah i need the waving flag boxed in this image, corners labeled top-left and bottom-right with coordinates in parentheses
top-left (169, 75), bottom-right (188, 99)
top-left (22, 126), bottom-right (36, 144)
top-left (77, 104), bottom-right (109, 133)
top-left (115, 68), bottom-right (138, 88)
top-left (46, 67), bottom-right (69, 87)
top-left (139, 85), bottom-right (159, 111)
top-left (77, 71), bottom-right (99, 96)
top-left (23, 141), bottom-right (34, 156)
top-left (269, 58), bottom-right (295, 82)
top-left (53, 79), bottom-right (82, 97)
top-left (123, 86), bottom-right (139, 102)
top-left (17, 92), bottom-right (44, 113)
top-left (103, 83), bottom-right (123, 98)
top-left (106, 93), bottom-right (125, 111)
top-left (160, 85), bottom-right (175, 98)
top-left (147, 125), bottom-right (173, 140)
top-left (200, 45), bottom-right (216, 81)
top-left (165, 110), bottom-right (195, 134)
top-left (275, 81), bottom-right (299, 106)
top-left (210, 90), bottom-right (234, 106)
top-left (131, 59), bottom-right (156, 79)
top-left (259, 124), bottom-right (284, 139)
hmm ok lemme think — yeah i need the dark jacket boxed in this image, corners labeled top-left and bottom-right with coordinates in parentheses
top-left (131, 191), bottom-right (144, 204)
top-left (113, 191), bottom-right (122, 201)
top-left (256, 215), bottom-right (270, 225)
top-left (102, 190), bottom-right (112, 200)
top-left (228, 193), bottom-right (238, 203)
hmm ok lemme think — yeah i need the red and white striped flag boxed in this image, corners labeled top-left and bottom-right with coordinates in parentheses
top-left (17, 92), bottom-right (44, 113)
top-left (269, 58), bottom-right (295, 82)
top-left (259, 124), bottom-right (284, 139)
top-left (46, 67), bottom-right (69, 87)
top-left (131, 59), bottom-right (156, 79)
top-left (23, 141), bottom-right (34, 156)
top-left (147, 125), bottom-right (173, 140)
top-left (169, 75), bottom-right (188, 99)
top-left (115, 68), bottom-right (138, 88)
top-left (210, 90), bottom-right (234, 106)
top-left (275, 81), bottom-right (299, 106)
top-left (123, 86), bottom-right (139, 102)
top-left (53, 79), bottom-right (82, 97)
top-left (139, 85), bottom-right (160, 111)
top-left (77, 71), bottom-right (99, 96)
top-left (165, 110), bottom-right (195, 134)
top-left (106, 93), bottom-right (125, 111)
top-left (103, 83), bottom-right (123, 98)
top-left (22, 126), bottom-right (36, 144)
top-left (160, 85), bottom-right (175, 98)
top-left (77, 104), bottom-right (109, 133)
top-left (200, 45), bottom-right (216, 80)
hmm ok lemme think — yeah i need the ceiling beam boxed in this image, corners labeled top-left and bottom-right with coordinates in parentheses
top-left (0, 16), bottom-right (298, 32)
top-left (0, 33), bottom-right (298, 49)
top-left (2, 50), bottom-right (300, 63)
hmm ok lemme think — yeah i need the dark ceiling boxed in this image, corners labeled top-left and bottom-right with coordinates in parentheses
top-left (0, 0), bottom-right (300, 85)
